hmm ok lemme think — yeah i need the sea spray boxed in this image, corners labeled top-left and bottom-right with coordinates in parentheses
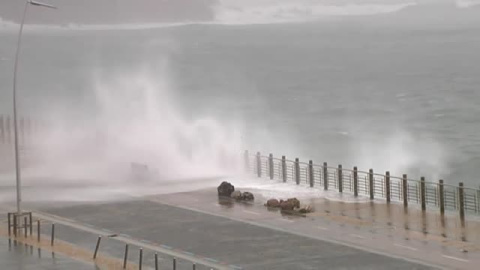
top-left (21, 64), bottom-right (246, 187)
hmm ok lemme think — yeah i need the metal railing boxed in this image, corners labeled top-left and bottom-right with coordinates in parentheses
top-left (0, 114), bottom-right (41, 146)
top-left (7, 215), bottom-right (217, 270)
top-left (244, 151), bottom-right (480, 220)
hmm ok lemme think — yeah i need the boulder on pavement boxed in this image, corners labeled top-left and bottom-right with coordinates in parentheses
top-left (286, 198), bottom-right (300, 209)
top-left (230, 190), bottom-right (242, 200)
top-left (279, 200), bottom-right (295, 211)
top-left (217, 181), bottom-right (235, 197)
top-left (242, 192), bottom-right (254, 201)
top-left (265, 199), bottom-right (280, 207)
top-left (298, 205), bottom-right (313, 213)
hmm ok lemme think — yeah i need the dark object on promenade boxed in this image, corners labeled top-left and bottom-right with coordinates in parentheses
top-left (217, 181), bottom-right (235, 197)
top-left (242, 192), bottom-right (254, 201)
top-left (230, 190), bottom-right (255, 201)
top-left (276, 198), bottom-right (300, 211)
top-left (265, 199), bottom-right (280, 207)
top-left (265, 197), bottom-right (313, 213)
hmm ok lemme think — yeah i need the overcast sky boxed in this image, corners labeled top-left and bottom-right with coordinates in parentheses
top-left (0, 0), bottom-right (217, 24)
top-left (0, 0), bottom-right (479, 26)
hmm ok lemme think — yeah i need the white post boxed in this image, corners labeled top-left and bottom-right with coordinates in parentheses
top-left (12, 0), bottom-right (57, 214)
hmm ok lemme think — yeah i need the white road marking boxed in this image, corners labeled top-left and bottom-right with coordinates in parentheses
top-left (350, 234), bottom-right (366, 239)
top-left (442, 255), bottom-right (469, 263)
top-left (317, 226), bottom-right (328, 230)
top-left (393, 244), bottom-right (417, 251)
top-left (242, 210), bottom-right (260, 216)
top-left (279, 219), bottom-right (295, 223)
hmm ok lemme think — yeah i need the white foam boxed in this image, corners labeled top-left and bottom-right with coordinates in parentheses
top-left (456, 0), bottom-right (480, 8)
top-left (0, 0), bottom-right (477, 31)
top-left (213, 0), bottom-right (418, 25)
top-left (2, 62), bottom-right (246, 191)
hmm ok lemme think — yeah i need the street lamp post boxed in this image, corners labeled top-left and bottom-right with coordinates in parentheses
top-left (13, 0), bottom-right (56, 214)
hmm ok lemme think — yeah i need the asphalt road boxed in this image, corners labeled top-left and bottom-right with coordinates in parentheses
top-left (41, 199), bottom-right (435, 270)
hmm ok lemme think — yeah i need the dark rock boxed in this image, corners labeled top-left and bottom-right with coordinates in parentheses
top-left (242, 192), bottom-right (254, 201)
top-left (265, 199), bottom-right (280, 207)
top-left (217, 181), bottom-right (235, 197)
top-left (298, 205), bottom-right (313, 214)
top-left (286, 198), bottom-right (300, 209)
top-left (279, 200), bottom-right (295, 211)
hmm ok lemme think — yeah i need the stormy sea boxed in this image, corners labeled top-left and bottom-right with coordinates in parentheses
top-left (0, 0), bottom-right (479, 191)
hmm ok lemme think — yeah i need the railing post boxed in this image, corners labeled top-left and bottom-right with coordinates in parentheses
top-left (139, 248), bottom-right (143, 270)
top-left (338, 165), bottom-right (343, 193)
top-left (37, 220), bottom-right (40, 242)
top-left (256, 152), bottom-right (261, 178)
top-left (0, 115), bottom-right (4, 143)
top-left (155, 253), bottom-right (159, 270)
top-left (420, 177), bottom-right (426, 211)
top-left (459, 182), bottom-right (465, 221)
top-left (309, 160), bottom-right (314, 188)
top-left (369, 169), bottom-right (374, 200)
top-left (123, 244), bottom-right (129, 269)
top-left (13, 215), bottom-right (17, 237)
top-left (7, 213), bottom-right (11, 235)
top-left (477, 185), bottom-right (480, 214)
top-left (385, 171), bottom-right (391, 203)
top-left (323, 162), bottom-right (328, 190)
top-left (402, 174), bottom-right (408, 207)
top-left (439, 180), bottom-right (445, 215)
top-left (51, 223), bottom-right (55, 246)
top-left (281, 156), bottom-right (286, 182)
top-left (93, 236), bottom-right (101, 259)
top-left (29, 212), bottom-right (32, 235)
top-left (353, 167), bottom-right (358, 196)
top-left (295, 158), bottom-right (300, 185)
top-left (269, 153), bottom-right (274, 180)
top-left (244, 150), bottom-right (249, 172)
top-left (24, 217), bottom-right (27, 237)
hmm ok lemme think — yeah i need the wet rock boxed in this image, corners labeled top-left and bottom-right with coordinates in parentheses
top-left (298, 205), bottom-right (313, 214)
top-left (286, 198), bottom-right (300, 209)
top-left (217, 181), bottom-right (235, 197)
top-left (265, 199), bottom-right (280, 208)
top-left (242, 192), bottom-right (254, 201)
top-left (231, 190), bottom-right (242, 200)
top-left (279, 200), bottom-right (295, 211)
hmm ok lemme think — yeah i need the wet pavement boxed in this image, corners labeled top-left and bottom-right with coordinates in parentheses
top-left (35, 198), bottom-right (436, 269)
top-left (0, 236), bottom-right (95, 270)
top-left (147, 179), bottom-right (480, 269)
top-left (1, 176), bottom-right (479, 269)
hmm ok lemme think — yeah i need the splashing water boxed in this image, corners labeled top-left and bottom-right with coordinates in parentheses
top-left (22, 63), bottom-right (245, 188)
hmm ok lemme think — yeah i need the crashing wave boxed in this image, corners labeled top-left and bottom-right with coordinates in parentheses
top-left (456, 0), bottom-right (480, 8)
top-left (213, 0), bottom-right (418, 24)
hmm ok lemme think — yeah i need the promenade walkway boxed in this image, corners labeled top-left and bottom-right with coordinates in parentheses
top-left (1, 175), bottom-right (478, 269)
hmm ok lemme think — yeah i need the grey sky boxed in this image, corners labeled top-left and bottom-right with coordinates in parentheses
top-left (0, 0), bottom-right (217, 24)
top-left (0, 0), bottom-right (479, 26)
